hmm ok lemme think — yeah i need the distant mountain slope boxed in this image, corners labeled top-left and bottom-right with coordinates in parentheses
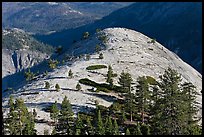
top-left (34, 2), bottom-right (202, 73)
top-left (2, 2), bottom-right (133, 34)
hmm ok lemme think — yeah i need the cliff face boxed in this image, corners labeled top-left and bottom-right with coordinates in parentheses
top-left (2, 28), bottom-right (202, 134)
top-left (2, 49), bottom-right (49, 78)
top-left (2, 28), bottom-right (53, 90)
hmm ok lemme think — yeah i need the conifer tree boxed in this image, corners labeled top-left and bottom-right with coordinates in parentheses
top-left (55, 84), bottom-right (60, 92)
top-left (107, 65), bottom-right (113, 85)
top-left (105, 116), bottom-right (113, 135)
top-left (50, 101), bottom-right (59, 125)
top-left (58, 96), bottom-right (74, 135)
top-left (95, 44), bottom-right (101, 53)
top-left (45, 81), bottom-right (50, 89)
top-left (44, 129), bottom-right (49, 135)
top-left (68, 69), bottom-right (73, 78)
top-left (150, 68), bottom-right (196, 135)
top-left (113, 119), bottom-right (119, 135)
top-left (96, 109), bottom-right (105, 135)
top-left (99, 53), bottom-right (104, 59)
top-left (118, 71), bottom-right (132, 93)
top-left (125, 128), bottom-right (131, 135)
top-left (134, 123), bottom-right (142, 135)
top-left (135, 76), bottom-right (150, 123)
top-left (86, 117), bottom-right (94, 135)
top-left (51, 128), bottom-right (56, 135)
top-left (76, 83), bottom-right (81, 91)
top-left (75, 113), bottom-right (84, 135)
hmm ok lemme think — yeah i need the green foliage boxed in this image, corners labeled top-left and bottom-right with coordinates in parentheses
top-left (151, 38), bottom-right (156, 44)
top-left (98, 34), bottom-right (108, 43)
top-left (79, 78), bottom-right (120, 93)
top-left (51, 128), bottom-right (56, 135)
top-left (113, 119), bottom-right (119, 135)
top-left (135, 76), bottom-right (150, 123)
top-left (86, 64), bottom-right (107, 70)
top-left (86, 54), bottom-right (90, 60)
top-left (140, 124), bottom-right (150, 135)
top-left (118, 70), bottom-right (133, 93)
top-left (6, 97), bottom-right (36, 135)
top-left (55, 84), bottom-right (60, 92)
top-left (68, 69), bottom-right (73, 78)
top-left (86, 116), bottom-right (94, 135)
top-left (24, 69), bottom-right (35, 82)
top-left (50, 101), bottom-right (59, 124)
top-left (95, 44), bottom-right (101, 53)
top-left (146, 76), bottom-right (158, 85)
top-left (55, 45), bottom-right (63, 54)
top-left (96, 28), bottom-right (101, 33)
top-left (106, 65), bottom-right (113, 84)
top-left (75, 113), bottom-right (84, 134)
top-left (99, 53), bottom-right (104, 59)
top-left (96, 109), bottom-right (105, 135)
top-left (83, 32), bottom-right (90, 39)
top-left (125, 128), bottom-right (131, 135)
top-left (58, 96), bottom-right (74, 135)
top-left (105, 116), bottom-right (113, 135)
top-left (76, 83), bottom-right (82, 91)
top-left (45, 81), bottom-right (50, 89)
top-left (134, 124), bottom-right (142, 135)
top-left (44, 129), bottom-right (49, 135)
top-left (48, 59), bottom-right (59, 69)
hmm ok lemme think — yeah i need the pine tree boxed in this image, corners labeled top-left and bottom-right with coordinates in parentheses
top-left (86, 117), bottom-right (94, 135)
top-left (105, 116), bottom-right (113, 135)
top-left (50, 101), bottom-right (59, 125)
top-left (83, 32), bottom-right (89, 39)
top-left (55, 84), bottom-right (60, 92)
top-left (181, 82), bottom-right (201, 135)
top-left (96, 109), bottom-right (105, 135)
top-left (107, 65), bottom-right (113, 85)
top-left (95, 44), bottom-right (101, 53)
top-left (24, 69), bottom-right (35, 82)
top-left (113, 119), bottom-right (119, 135)
top-left (7, 96), bottom-right (19, 135)
top-left (125, 128), bottom-right (131, 135)
top-left (140, 123), bottom-right (150, 135)
top-left (134, 123), bottom-right (142, 135)
top-left (75, 129), bottom-right (81, 135)
top-left (99, 53), bottom-right (104, 59)
top-left (118, 71), bottom-right (132, 93)
top-left (75, 113), bottom-right (84, 135)
top-left (33, 108), bottom-right (37, 119)
top-left (51, 128), bottom-right (56, 135)
top-left (150, 68), bottom-right (193, 135)
top-left (76, 83), bottom-right (81, 91)
top-left (135, 76), bottom-right (150, 123)
top-left (45, 81), bottom-right (50, 89)
top-left (86, 54), bottom-right (90, 60)
top-left (58, 96), bottom-right (74, 135)
top-left (68, 69), bottom-right (73, 78)
top-left (44, 129), bottom-right (49, 135)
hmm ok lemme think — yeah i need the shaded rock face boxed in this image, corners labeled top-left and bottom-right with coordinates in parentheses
top-left (2, 49), bottom-right (49, 78)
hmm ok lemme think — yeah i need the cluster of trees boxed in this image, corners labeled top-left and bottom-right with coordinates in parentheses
top-left (24, 68), bottom-right (36, 82)
top-left (115, 67), bottom-right (202, 135)
top-left (3, 68), bottom-right (201, 135)
top-left (3, 96), bottom-right (37, 135)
